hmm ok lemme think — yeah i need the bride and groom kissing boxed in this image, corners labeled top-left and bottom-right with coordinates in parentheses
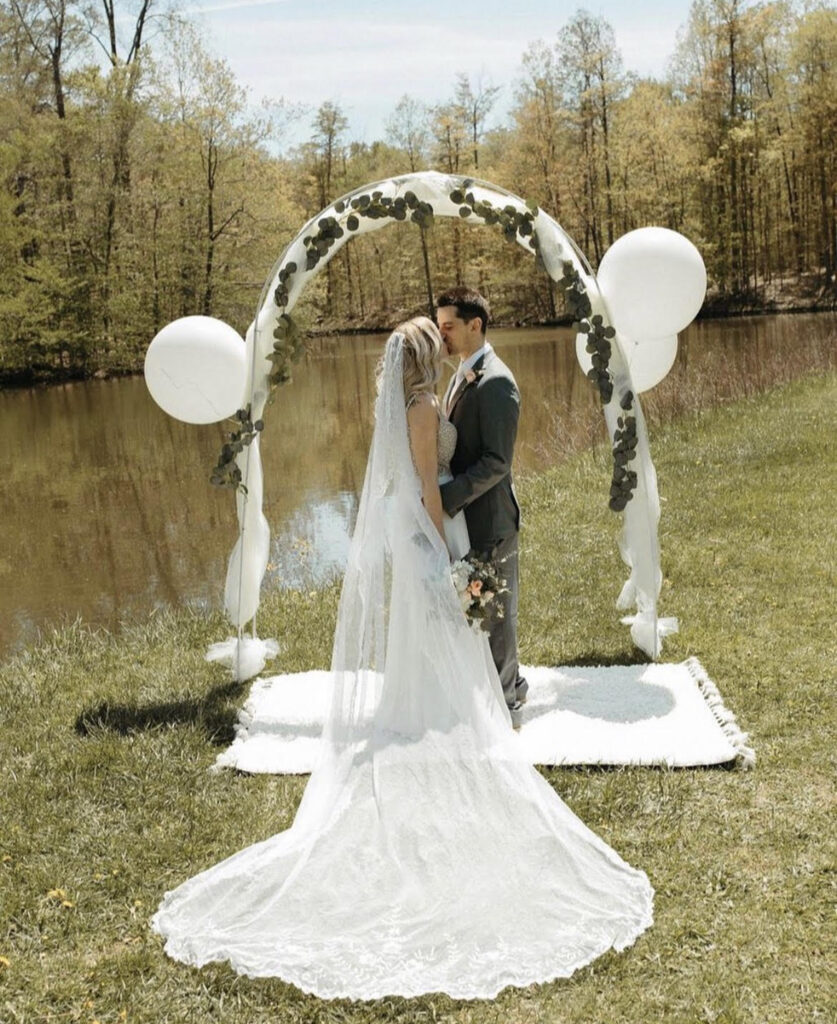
top-left (152, 287), bottom-right (654, 1000)
top-left (410, 286), bottom-right (527, 728)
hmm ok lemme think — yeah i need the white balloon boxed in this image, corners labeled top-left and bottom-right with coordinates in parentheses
top-left (620, 335), bottom-right (678, 392)
top-left (597, 227), bottom-right (706, 338)
top-left (574, 332), bottom-right (678, 393)
top-left (144, 316), bottom-right (247, 424)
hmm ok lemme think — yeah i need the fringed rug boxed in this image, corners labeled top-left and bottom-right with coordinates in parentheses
top-left (213, 657), bottom-right (755, 774)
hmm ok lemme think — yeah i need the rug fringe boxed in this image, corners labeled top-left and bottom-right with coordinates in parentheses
top-left (210, 685), bottom-right (262, 773)
top-left (684, 657), bottom-right (756, 769)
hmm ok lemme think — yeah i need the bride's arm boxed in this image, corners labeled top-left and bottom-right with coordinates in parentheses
top-left (406, 397), bottom-right (447, 545)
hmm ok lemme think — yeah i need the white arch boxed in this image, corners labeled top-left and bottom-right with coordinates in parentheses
top-left (223, 171), bottom-right (673, 664)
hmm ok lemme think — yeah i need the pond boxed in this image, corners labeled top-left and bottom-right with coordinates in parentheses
top-left (2, 312), bottom-right (833, 656)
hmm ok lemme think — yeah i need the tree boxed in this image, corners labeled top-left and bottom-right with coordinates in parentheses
top-left (429, 76), bottom-right (501, 286)
top-left (386, 94), bottom-right (433, 310)
top-left (512, 40), bottom-right (565, 218)
top-left (310, 100), bottom-right (348, 209)
top-left (453, 72), bottom-right (500, 172)
top-left (790, 4), bottom-right (837, 287)
top-left (305, 100), bottom-right (348, 311)
top-left (555, 10), bottom-right (626, 261)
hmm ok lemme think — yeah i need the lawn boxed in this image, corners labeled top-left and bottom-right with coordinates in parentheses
top-left (1, 372), bottom-right (834, 1023)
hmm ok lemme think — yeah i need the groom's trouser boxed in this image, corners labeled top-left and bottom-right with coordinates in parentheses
top-left (480, 533), bottom-right (528, 713)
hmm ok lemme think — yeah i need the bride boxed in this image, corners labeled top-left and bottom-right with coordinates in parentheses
top-left (151, 317), bottom-right (654, 1000)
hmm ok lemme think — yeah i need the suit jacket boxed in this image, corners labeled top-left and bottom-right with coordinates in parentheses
top-left (439, 345), bottom-right (521, 552)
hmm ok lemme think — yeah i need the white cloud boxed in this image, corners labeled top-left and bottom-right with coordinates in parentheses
top-left (203, 15), bottom-right (530, 138)
top-left (185, 0), bottom-right (292, 14)
top-left (190, 2), bottom-right (692, 144)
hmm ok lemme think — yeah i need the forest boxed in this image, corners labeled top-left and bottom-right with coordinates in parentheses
top-left (0, 0), bottom-right (834, 384)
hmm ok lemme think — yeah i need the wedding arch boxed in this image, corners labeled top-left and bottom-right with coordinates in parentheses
top-left (217, 171), bottom-right (674, 670)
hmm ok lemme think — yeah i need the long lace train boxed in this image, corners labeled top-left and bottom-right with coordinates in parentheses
top-left (151, 331), bottom-right (653, 999)
top-left (153, 724), bottom-right (652, 999)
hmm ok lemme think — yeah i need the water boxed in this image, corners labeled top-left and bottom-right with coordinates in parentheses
top-left (2, 313), bottom-right (833, 655)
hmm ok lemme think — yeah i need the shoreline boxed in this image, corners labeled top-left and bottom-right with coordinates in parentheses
top-left (3, 331), bottom-right (831, 655)
top-left (3, 369), bottom-right (833, 665)
top-left (2, 304), bottom-right (835, 391)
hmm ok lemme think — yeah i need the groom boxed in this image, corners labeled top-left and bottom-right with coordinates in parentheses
top-left (436, 287), bottom-right (528, 728)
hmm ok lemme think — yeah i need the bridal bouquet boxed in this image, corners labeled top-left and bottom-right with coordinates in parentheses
top-left (450, 555), bottom-right (507, 633)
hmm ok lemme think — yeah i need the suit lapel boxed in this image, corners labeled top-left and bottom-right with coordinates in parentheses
top-left (447, 352), bottom-right (488, 417)
top-left (443, 372), bottom-right (457, 415)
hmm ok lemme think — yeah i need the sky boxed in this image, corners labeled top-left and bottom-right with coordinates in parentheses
top-left (180, 0), bottom-right (696, 148)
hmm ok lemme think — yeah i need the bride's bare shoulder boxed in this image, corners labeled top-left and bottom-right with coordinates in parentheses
top-left (406, 392), bottom-right (439, 417)
top-left (406, 393), bottom-right (439, 442)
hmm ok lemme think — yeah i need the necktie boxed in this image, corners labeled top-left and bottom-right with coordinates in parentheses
top-left (447, 367), bottom-right (465, 415)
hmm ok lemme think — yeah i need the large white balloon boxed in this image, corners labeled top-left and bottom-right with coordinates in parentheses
top-left (597, 227), bottom-right (706, 339)
top-left (575, 332), bottom-right (678, 393)
top-left (621, 335), bottom-right (678, 392)
top-left (144, 316), bottom-right (247, 424)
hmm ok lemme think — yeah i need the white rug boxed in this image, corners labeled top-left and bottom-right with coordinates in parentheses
top-left (213, 657), bottom-right (755, 774)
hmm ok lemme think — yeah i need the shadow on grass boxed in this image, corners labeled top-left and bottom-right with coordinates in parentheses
top-left (561, 651), bottom-right (650, 668)
top-left (540, 760), bottom-right (740, 774)
top-left (74, 677), bottom-right (247, 746)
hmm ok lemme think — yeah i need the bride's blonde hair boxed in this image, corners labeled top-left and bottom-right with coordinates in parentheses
top-left (390, 315), bottom-right (443, 406)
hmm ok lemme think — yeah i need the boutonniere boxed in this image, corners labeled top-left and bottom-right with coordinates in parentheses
top-left (464, 368), bottom-right (483, 385)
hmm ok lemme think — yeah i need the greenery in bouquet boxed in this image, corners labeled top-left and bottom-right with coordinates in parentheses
top-left (450, 554), bottom-right (507, 632)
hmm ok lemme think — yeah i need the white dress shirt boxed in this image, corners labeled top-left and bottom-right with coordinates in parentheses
top-left (447, 341), bottom-right (492, 413)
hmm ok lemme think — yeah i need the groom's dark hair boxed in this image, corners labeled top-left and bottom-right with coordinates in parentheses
top-left (435, 287), bottom-right (490, 335)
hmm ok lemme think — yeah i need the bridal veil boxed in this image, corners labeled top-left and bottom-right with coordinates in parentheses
top-left (151, 331), bottom-right (654, 999)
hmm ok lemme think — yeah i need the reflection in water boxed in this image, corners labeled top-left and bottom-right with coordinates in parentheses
top-left (267, 492), bottom-right (358, 590)
top-left (2, 313), bottom-right (833, 654)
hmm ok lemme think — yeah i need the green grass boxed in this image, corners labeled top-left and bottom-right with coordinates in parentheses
top-left (2, 373), bottom-right (835, 1023)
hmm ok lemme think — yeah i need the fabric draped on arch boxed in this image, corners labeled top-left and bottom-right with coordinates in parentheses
top-left (221, 171), bottom-right (674, 673)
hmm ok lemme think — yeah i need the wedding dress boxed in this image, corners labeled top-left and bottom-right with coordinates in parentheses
top-left (435, 401), bottom-right (471, 559)
top-left (151, 332), bottom-right (653, 1000)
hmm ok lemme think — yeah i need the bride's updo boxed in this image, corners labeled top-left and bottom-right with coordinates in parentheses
top-left (386, 316), bottom-right (443, 406)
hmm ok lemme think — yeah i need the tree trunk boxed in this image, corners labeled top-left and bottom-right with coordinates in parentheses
top-left (419, 227), bottom-right (434, 313)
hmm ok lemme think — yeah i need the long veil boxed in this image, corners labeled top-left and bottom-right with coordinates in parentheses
top-left (151, 331), bottom-right (654, 1000)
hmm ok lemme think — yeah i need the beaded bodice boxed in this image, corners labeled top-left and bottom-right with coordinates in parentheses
top-left (437, 414), bottom-right (457, 477)
top-left (406, 393), bottom-right (458, 478)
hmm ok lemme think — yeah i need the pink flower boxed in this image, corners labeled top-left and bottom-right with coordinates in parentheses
top-left (468, 579), bottom-right (483, 596)
top-left (464, 369), bottom-right (477, 384)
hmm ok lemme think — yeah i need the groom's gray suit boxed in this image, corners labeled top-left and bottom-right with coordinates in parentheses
top-left (440, 345), bottom-right (528, 721)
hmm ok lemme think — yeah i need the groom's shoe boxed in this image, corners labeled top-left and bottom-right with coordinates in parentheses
top-left (509, 700), bottom-right (524, 731)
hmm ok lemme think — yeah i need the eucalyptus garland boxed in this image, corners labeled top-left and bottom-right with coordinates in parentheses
top-left (575, 314), bottom-right (614, 405)
top-left (448, 184), bottom-right (540, 249)
top-left (211, 178), bottom-right (639, 512)
top-left (609, 405), bottom-right (638, 513)
top-left (267, 312), bottom-right (305, 386)
top-left (445, 185), bottom-right (638, 511)
top-left (210, 406), bottom-right (263, 491)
